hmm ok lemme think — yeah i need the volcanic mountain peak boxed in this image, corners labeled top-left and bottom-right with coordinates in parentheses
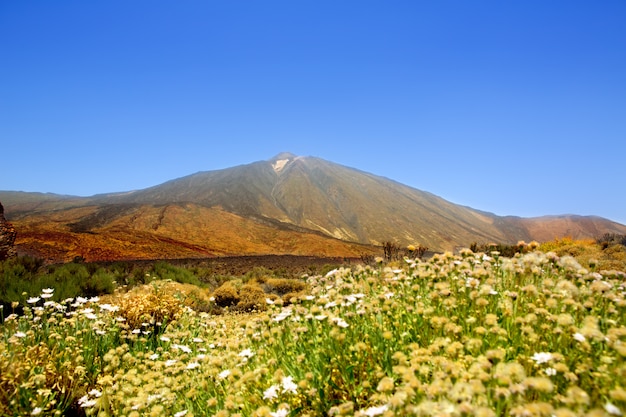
top-left (270, 152), bottom-right (298, 161)
top-left (3, 153), bottom-right (626, 262)
top-left (269, 152), bottom-right (303, 174)
top-left (270, 152), bottom-right (298, 162)
top-left (272, 158), bottom-right (289, 173)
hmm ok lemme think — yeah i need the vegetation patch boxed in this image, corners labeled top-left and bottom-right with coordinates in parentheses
top-left (1, 239), bottom-right (625, 416)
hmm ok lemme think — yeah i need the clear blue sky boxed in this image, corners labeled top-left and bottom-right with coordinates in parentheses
top-left (1, 1), bottom-right (625, 225)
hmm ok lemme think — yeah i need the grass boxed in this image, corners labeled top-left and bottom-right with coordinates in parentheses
top-left (1, 241), bottom-right (625, 416)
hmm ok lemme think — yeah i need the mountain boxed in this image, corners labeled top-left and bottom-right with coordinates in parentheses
top-left (2, 153), bottom-right (626, 262)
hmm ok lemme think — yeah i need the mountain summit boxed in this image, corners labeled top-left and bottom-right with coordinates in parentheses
top-left (269, 152), bottom-right (300, 174)
top-left (99, 154), bottom-right (499, 247)
top-left (92, 153), bottom-right (626, 249)
top-left (2, 153), bottom-right (626, 262)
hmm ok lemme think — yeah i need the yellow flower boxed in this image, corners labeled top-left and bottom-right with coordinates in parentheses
top-left (376, 376), bottom-right (395, 393)
top-left (552, 408), bottom-right (577, 417)
top-left (335, 402), bottom-right (354, 415)
top-left (610, 387), bottom-right (626, 402)
top-left (564, 386), bottom-right (590, 406)
top-left (523, 377), bottom-right (554, 393)
top-left (474, 407), bottom-right (496, 417)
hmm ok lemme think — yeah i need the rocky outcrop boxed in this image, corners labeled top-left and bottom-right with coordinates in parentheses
top-left (0, 201), bottom-right (17, 260)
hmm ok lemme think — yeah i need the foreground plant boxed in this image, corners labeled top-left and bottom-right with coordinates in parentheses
top-left (1, 249), bottom-right (625, 416)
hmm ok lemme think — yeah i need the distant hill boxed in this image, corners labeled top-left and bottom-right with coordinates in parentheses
top-left (2, 153), bottom-right (625, 262)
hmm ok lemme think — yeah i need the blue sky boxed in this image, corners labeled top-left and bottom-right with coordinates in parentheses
top-left (1, 1), bottom-right (625, 225)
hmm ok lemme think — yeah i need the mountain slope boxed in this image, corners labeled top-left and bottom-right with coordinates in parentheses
top-left (8, 201), bottom-right (377, 262)
top-left (104, 153), bottom-right (626, 249)
top-left (105, 154), bottom-right (513, 249)
top-left (2, 153), bottom-right (626, 262)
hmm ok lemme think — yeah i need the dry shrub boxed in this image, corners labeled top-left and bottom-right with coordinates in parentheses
top-left (117, 285), bottom-right (184, 331)
top-left (282, 291), bottom-right (306, 304)
top-left (538, 237), bottom-right (626, 272)
top-left (106, 279), bottom-right (214, 315)
top-left (235, 283), bottom-right (267, 312)
top-left (212, 280), bottom-right (272, 312)
top-left (182, 287), bottom-right (218, 313)
top-left (212, 280), bottom-right (241, 308)
top-left (262, 278), bottom-right (306, 296)
top-left (538, 237), bottom-right (595, 254)
top-left (261, 278), bottom-right (306, 304)
top-left (210, 277), bottom-right (308, 313)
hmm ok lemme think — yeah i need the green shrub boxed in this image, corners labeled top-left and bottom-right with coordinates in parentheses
top-left (45, 263), bottom-right (92, 299)
top-left (151, 261), bottom-right (202, 287)
top-left (0, 258), bottom-right (116, 312)
top-left (82, 269), bottom-right (116, 295)
top-left (243, 266), bottom-right (274, 282)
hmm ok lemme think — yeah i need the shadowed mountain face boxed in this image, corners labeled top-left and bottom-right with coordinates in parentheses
top-left (2, 153), bottom-right (626, 262)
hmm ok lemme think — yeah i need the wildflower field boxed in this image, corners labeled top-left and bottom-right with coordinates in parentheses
top-left (1, 247), bottom-right (625, 417)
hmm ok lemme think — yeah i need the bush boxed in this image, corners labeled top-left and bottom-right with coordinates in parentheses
top-left (211, 279), bottom-right (292, 312)
top-left (0, 258), bottom-right (117, 313)
top-left (212, 280), bottom-right (241, 308)
top-left (211, 277), bottom-right (308, 313)
top-left (537, 236), bottom-right (593, 253)
top-left (234, 283), bottom-right (268, 312)
top-left (182, 288), bottom-right (220, 314)
top-left (243, 266), bottom-right (275, 282)
top-left (261, 278), bottom-right (306, 296)
top-left (44, 263), bottom-right (115, 299)
top-left (82, 269), bottom-right (116, 295)
top-left (597, 233), bottom-right (626, 248)
top-left (469, 241), bottom-right (525, 257)
top-left (151, 261), bottom-right (202, 287)
top-left (0, 256), bottom-right (40, 309)
top-left (116, 284), bottom-right (184, 333)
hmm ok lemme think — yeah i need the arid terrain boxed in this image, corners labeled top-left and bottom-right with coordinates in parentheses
top-left (96, 254), bottom-right (364, 277)
top-left (3, 154), bottom-right (626, 263)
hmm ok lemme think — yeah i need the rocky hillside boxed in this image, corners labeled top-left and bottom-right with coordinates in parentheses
top-left (2, 153), bottom-right (626, 262)
top-left (0, 202), bottom-right (17, 260)
top-left (100, 153), bottom-right (626, 248)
